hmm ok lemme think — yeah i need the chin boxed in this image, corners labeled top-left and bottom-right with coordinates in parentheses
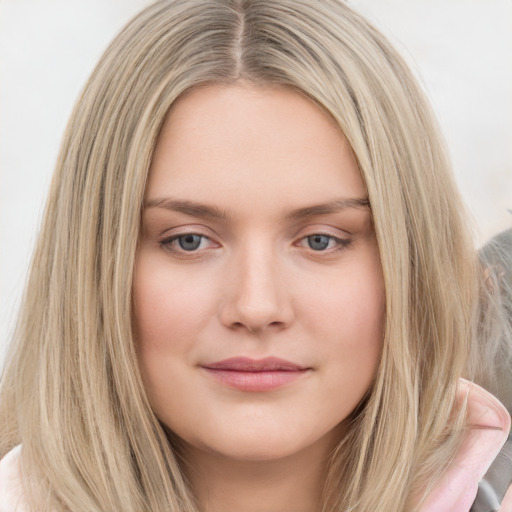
top-left (185, 423), bottom-right (338, 464)
top-left (204, 440), bottom-right (307, 462)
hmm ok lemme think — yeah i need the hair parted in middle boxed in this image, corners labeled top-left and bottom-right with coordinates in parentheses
top-left (0, 1), bottom-right (480, 511)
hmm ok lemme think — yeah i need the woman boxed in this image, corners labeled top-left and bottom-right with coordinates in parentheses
top-left (0, 1), bottom-right (510, 510)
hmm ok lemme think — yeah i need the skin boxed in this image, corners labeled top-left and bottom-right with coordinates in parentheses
top-left (133, 84), bottom-right (385, 512)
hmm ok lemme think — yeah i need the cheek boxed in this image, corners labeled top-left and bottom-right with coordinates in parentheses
top-left (302, 250), bottom-right (385, 384)
top-left (131, 253), bottom-right (223, 420)
top-left (132, 253), bottom-right (215, 419)
top-left (306, 250), bottom-right (384, 331)
top-left (133, 254), bottom-right (213, 351)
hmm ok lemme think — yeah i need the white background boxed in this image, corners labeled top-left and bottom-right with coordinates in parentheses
top-left (1, 0), bottom-right (511, 363)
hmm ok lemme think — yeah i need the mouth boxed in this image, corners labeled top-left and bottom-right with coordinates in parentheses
top-left (201, 357), bottom-right (311, 392)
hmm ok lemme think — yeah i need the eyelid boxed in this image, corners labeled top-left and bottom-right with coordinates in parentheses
top-left (292, 220), bottom-right (352, 236)
top-left (162, 233), bottom-right (214, 246)
top-left (157, 223), bottom-right (217, 239)
top-left (295, 233), bottom-right (352, 251)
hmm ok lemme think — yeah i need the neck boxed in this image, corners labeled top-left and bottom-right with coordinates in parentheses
top-left (179, 435), bottom-right (340, 512)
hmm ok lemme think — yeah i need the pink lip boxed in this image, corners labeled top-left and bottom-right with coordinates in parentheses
top-left (201, 357), bottom-right (310, 392)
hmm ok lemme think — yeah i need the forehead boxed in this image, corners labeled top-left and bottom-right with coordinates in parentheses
top-left (146, 84), bottom-right (366, 211)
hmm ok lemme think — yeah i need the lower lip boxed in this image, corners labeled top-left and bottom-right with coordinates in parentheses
top-left (202, 368), bottom-right (309, 392)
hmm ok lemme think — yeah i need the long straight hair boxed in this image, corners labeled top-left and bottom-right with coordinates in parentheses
top-left (0, 1), bottom-right (481, 510)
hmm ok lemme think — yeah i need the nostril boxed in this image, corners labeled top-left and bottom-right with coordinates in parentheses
top-left (228, 320), bottom-right (287, 333)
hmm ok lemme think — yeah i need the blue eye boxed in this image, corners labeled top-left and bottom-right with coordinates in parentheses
top-left (307, 234), bottom-right (331, 251)
top-left (160, 233), bottom-right (212, 254)
top-left (176, 234), bottom-right (203, 251)
top-left (297, 233), bottom-right (351, 253)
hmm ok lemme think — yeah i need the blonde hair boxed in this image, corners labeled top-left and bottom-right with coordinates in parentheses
top-left (0, 1), bottom-right (483, 510)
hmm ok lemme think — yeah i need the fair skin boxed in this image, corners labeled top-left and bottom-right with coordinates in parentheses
top-left (133, 84), bottom-right (385, 512)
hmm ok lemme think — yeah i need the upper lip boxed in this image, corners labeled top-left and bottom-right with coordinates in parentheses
top-left (202, 357), bottom-right (308, 372)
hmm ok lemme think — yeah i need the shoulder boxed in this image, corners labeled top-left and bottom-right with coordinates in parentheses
top-left (0, 445), bottom-right (29, 511)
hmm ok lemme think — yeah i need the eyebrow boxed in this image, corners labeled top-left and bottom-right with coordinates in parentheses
top-left (144, 198), bottom-right (232, 220)
top-left (284, 197), bottom-right (370, 220)
top-left (143, 197), bottom-right (370, 221)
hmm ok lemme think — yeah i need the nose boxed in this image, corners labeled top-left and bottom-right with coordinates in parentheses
top-left (218, 243), bottom-right (294, 333)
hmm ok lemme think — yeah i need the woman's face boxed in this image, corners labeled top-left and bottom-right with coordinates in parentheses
top-left (134, 84), bottom-right (385, 462)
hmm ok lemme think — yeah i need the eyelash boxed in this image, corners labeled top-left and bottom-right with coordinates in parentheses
top-left (295, 233), bottom-right (352, 253)
top-left (159, 232), bottom-right (352, 257)
top-left (159, 233), bottom-right (216, 257)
